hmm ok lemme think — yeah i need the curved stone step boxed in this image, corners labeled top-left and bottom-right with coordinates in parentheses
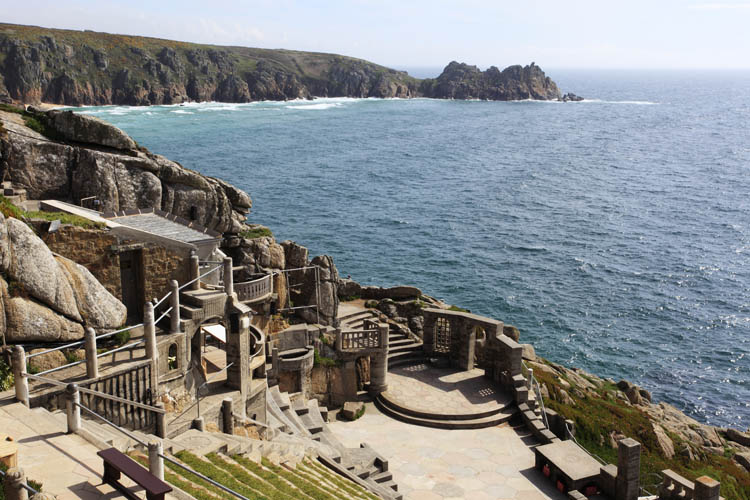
top-left (378, 389), bottom-right (514, 421)
top-left (374, 394), bottom-right (516, 430)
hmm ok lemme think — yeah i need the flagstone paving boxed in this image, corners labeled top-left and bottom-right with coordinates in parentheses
top-left (328, 401), bottom-right (567, 500)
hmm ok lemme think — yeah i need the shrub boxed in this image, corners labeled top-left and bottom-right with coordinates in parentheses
top-left (114, 329), bottom-right (131, 346)
top-left (0, 360), bottom-right (13, 391)
top-left (314, 348), bottom-right (339, 367)
top-left (239, 226), bottom-right (273, 239)
top-left (364, 300), bottom-right (378, 309)
top-left (448, 305), bottom-right (469, 313)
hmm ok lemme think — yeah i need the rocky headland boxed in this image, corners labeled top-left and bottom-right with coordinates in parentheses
top-left (0, 23), bottom-right (578, 106)
top-left (0, 106), bottom-right (747, 497)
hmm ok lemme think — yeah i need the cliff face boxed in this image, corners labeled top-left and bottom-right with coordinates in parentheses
top-left (0, 24), bottom-right (570, 105)
top-left (420, 61), bottom-right (561, 100)
top-left (0, 24), bottom-right (420, 106)
top-left (0, 106), bottom-right (251, 233)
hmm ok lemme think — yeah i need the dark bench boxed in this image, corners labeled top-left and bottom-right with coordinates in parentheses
top-left (97, 447), bottom-right (172, 500)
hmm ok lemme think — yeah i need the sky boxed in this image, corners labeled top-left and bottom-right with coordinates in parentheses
top-left (4, 0), bottom-right (750, 70)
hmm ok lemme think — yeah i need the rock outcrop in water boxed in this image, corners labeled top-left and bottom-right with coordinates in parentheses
top-left (420, 61), bottom-right (561, 101)
top-left (0, 23), bottom-right (574, 105)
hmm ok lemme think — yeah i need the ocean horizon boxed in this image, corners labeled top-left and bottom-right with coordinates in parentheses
top-left (73, 68), bottom-right (750, 429)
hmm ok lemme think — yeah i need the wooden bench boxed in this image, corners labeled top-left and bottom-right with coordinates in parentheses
top-left (97, 447), bottom-right (172, 500)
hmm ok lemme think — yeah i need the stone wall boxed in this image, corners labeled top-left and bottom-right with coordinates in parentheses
top-left (42, 226), bottom-right (121, 297)
top-left (43, 225), bottom-right (190, 303)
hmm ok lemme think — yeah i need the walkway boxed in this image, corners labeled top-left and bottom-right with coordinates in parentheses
top-left (0, 395), bottom-right (179, 499)
top-left (328, 400), bottom-right (564, 500)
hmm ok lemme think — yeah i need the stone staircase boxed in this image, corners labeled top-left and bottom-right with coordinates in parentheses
top-left (267, 385), bottom-right (403, 500)
top-left (338, 309), bottom-right (379, 330)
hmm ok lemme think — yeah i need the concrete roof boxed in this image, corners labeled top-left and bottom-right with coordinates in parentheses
top-left (107, 212), bottom-right (219, 244)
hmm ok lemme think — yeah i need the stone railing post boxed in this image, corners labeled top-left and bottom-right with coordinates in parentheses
top-left (335, 329), bottom-right (342, 352)
top-left (169, 280), bottom-right (181, 334)
top-left (148, 440), bottom-right (164, 481)
top-left (144, 302), bottom-right (157, 362)
top-left (222, 397), bottom-right (234, 435)
top-left (3, 467), bottom-right (29, 500)
top-left (84, 327), bottom-right (98, 379)
top-left (190, 254), bottom-right (200, 291)
top-left (11, 345), bottom-right (28, 407)
top-left (616, 438), bottom-right (641, 500)
top-left (223, 257), bottom-right (234, 296)
top-left (66, 383), bottom-right (81, 434)
top-left (31, 493), bottom-right (56, 500)
top-left (694, 476), bottom-right (720, 500)
top-left (155, 401), bottom-right (167, 439)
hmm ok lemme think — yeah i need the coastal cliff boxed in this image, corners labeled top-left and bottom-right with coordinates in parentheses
top-left (0, 23), bottom-right (571, 105)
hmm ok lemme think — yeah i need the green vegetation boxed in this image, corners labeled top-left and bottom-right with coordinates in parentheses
top-left (364, 300), bottom-right (378, 309)
top-left (531, 364), bottom-right (750, 500)
top-left (301, 460), bottom-right (379, 500)
top-left (210, 453), bottom-right (299, 500)
top-left (0, 104), bottom-right (58, 139)
top-left (0, 195), bottom-right (104, 229)
top-left (63, 350), bottom-right (81, 364)
top-left (0, 103), bottom-right (24, 114)
top-left (354, 405), bottom-right (366, 420)
top-left (0, 360), bottom-right (13, 391)
top-left (448, 305), bottom-right (470, 313)
top-left (114, 329), bottom-right (131, 346)
top-left (239, 227), bottom-right (273, 240)
top-left (339, 295), bottom-right (360, 302)
top-left (313, 348), bottom-right (340, 368)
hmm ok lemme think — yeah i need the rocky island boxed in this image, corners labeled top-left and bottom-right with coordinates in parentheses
top-left (0, 23), bottom-right (579, 105)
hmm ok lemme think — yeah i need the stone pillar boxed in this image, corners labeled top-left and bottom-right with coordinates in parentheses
top-left (3, 467), bottom-right (28, 500)
top-left (615, 438), bottom-right (641, 500)
top-left (66, 383), bottom-right (81, 434)
top-left (11, 346), bottom-right (28, 407)
top-left (226, 301), bottom-right (250, 404)
top-left (148, 440), bottom-right (164, 480)
top-left (84, 327), bottom-right (98, 379)
top-left (335, 329), bottom-right (342, 352)
top-left (155, 402), bottom-right (167, 439)
top-left (169, 280), bottom-right (181, 334)
top-left (222, 397), bottom-right (234, 435)
top-left (459, 324), bottom-right (476, 371)
top-left (190, 254), bottom-right (200, 291)
top-left (144, 302), bottom-right (159, 394)
top-left (422, 312), bottom-right (435, 356)
top-left (369, 323), bottom-right (389, 395)
top-left (223, 257), bottom-right (234, 296)
top-left (192, 416), bottom-right (205, 432)
top-left (694, 476), bottom-right (720, 500)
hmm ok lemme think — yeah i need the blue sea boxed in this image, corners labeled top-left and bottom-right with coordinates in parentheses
top-left (75, 69), bottom-right (750, 428)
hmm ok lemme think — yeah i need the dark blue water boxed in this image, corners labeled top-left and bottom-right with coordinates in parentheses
top-left (76, 70), bottom-right (750, 428)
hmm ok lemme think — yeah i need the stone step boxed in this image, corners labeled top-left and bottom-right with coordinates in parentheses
top-left (370, 470), bottom-right (393, 484)
top-left (306, 399), bottom-right (327, 428)
top-left (179, 303), bottom-right (203, 320)
top-left (292, 396), bottom-right (309, 415)
top-left (374, 393), bottom-right (516, 430)
top-left (389, 338), bottom-right (416, 348)
top-left (299, 411), bottom-right (323, 434)
top-left (388, 343), bottom-right (423, 355)
top-left (387, 351), bottom-right (426, 365)
top-left (338, 310), bottom-right (376, 322)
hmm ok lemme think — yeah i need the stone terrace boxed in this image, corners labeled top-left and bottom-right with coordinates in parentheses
top-left (328, 400), bottom-right (565, 500)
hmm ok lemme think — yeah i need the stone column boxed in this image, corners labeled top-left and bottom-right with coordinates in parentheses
top-left (84, 327), bottom-right (98, 379)
top-left (144, 302), bottom-right (159, 393)
top-left (368, 323), bottom-right (389, 395)
top-left (155, 402), bottom-right (167, 439)
top-left (190, 254), bottom-right (200, 291)
top-left (169, 280), bottom-right (181, 334)
top-left (222, 397), bottom-right (234, 435)
top-left (226, 301), bottom-right (250, 404)
top-left (66, 383), bottom-right (81, 434)
top-left (223, 257), bottom-right (234, 296)
top-left (694, 476), bottom-right (720, 500)
top-left (3, 467), bottom-right (28, 500)
top-left (335, 329), bottom-right (342, 352)
top-left (11, 346), bottom-right (28, 407)
top-left (148, 440), bottom-right (164, 480)
top-left (615, 438), bottom-right (641, 500)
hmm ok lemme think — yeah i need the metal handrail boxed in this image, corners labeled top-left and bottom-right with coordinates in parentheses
top-left (27, 323), bottom-right (144, 360)
top-left (179, 264), bottom-right (223, 291)
top-left (24, 373), bottom-right (165, 414)
top-left (35, 359), bottom-right (85, 376)
top-left (96, 339), bottom-right (145, 358)
top-left (0, 467), bottom-right (40, 496)
top-left (522, 361), bottom-right (550, 430)
top-left (160, 454), bottom-right (250, 500)
top-left (168, 361), bottom-right (235, 426)
top-left (153, 291), bottom-right (171, 309)
top-left (75, 401), bottom-right (148, 447)
top-left (155, 306), bottom-right (173, 325)
top-left (564, 420), bottom-right (607, 465)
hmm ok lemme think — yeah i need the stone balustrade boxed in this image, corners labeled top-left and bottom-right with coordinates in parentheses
top-left (659, 469), bottom-right (722, 500)
top-left (235, 274), bottom-right (273, 303)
